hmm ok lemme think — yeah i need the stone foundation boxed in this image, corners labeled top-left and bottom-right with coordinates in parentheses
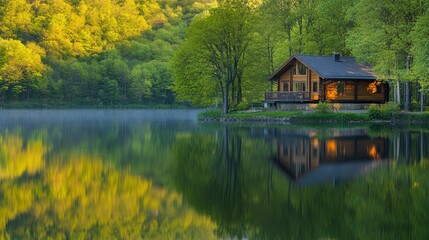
top-left (267, 102), bottom-right (381, 111)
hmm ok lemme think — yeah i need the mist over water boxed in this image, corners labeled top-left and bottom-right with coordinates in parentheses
top-left (0, 109), bottom-right (200, 124)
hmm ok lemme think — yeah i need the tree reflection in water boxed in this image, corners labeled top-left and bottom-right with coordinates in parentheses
top-left (173, 125), bottom-right (429, 239)
top-left (0, 132), bottom-right (217, 240)
top-left (1, 112), bottom-right (428, 240)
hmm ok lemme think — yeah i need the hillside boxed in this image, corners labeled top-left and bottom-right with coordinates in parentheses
top-left (0, 0), bottom-right (215, 106)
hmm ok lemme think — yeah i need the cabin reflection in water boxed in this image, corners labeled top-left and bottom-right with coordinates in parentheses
top-left (270, 128), bottom-right (388, 185)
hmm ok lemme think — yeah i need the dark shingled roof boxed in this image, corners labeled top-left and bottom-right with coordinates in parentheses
top-left (269, 54), bottom-right (377, 80)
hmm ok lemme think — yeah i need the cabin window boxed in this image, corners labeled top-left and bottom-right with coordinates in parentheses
top-left (337, 81), bottom-right (345, 95)
top-left (298, 62), bottom-right (307, 75)
top-left (291, 65), bottom-right (296, 75)
top-left (312, 82), bottom-right (318, 93)
top-left (376, 84), bottom-right (382, 93)
top-left (367, 81), bottom-right (382, 94)
top-left (294, 82), bottom-right (306, 92)
top-left (312, 148), bottom-right (318, 157)
top-left (283, 82), bottom-right (289, 91)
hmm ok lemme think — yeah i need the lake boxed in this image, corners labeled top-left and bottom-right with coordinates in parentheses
top-left (0, 109), bottom-right (428, 239)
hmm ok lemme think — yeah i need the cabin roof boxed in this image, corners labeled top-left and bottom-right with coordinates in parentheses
top-left (268, 54), bottom-right (377, 81)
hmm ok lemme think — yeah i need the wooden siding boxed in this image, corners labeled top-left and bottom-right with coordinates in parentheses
top-left (325, 80), bottom-right (355, 101)
top-left (279, 69), bottom-right (291, 91)
top-left (323, 80), bottom-right (385, 102)
top-left (356, 81), bottom-right (385, 102)
top-left (311, 71), bottom-right (319, 80)
top-left (293, 75), bottom-right (307, 81)
top-left (279, 69), bottom-right (291, 81)
top-left (311, 71), bottom-right (320, 101)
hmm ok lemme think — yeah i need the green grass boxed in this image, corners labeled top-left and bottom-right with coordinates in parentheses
top-left (198, 109), bottom-right (302, 120)
top-left (227, 111), bottom-right (301, 118)
top-left (394, 112), bottom-right (429, 123)
top-left (291, 112), bottom-right (370, 122)
top-left (199, 109), bottom-right (371, 123)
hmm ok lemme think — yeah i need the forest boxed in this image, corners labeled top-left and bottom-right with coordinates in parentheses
top-left (0, 0), bottom-right (215, 106)
top-left (1, 0), bottom-right (428, 109)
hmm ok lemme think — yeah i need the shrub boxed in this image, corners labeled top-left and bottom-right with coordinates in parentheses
top-left (411, 100), bottom-right (420, 112)
top-left (314, 102), bottom-right (334, 113)
top-left (368, 104), bottom-right (382, 119)
top-left (236, 101), bottom-right (250, 111)
top-left (368, 102), bottom-right (400, 120)
top-left (198, 109), bottom-right (222, 119)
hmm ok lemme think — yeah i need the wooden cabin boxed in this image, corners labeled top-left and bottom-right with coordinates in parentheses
top-left (265, 54), bottom-right (389, 106)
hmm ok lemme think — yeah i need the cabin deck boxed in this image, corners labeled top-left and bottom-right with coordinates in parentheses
top-left (265, 91), bottom-right (316, 103)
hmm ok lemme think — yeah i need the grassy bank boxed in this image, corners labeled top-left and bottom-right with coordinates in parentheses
top-left (198, 108), bottom-right (429, 125)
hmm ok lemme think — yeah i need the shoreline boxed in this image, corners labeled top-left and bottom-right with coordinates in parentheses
top-left (198, 109), bottom-right (429, 126)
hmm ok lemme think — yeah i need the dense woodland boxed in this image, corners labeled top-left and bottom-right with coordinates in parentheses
top-left (0, 0), bottom-right (216, 105)
top-left (0, 0), bottom-right (428, 110)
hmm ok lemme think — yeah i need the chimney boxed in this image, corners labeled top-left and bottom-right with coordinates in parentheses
top-left (333, 52), bottom-right (340, 62)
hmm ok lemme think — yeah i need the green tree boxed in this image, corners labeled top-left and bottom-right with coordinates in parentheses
top-left (171, 0), bottom-right (254, 113)
top-left (411, 8), bottom-right (429, 110)
top-left (347, 0), bottom-right (428, 109)
top-left (0, 38), bottom-right (46, 101)
top-left (306, 0), bottom-right (353, 55)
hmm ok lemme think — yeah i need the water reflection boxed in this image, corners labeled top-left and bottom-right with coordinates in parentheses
top-left (269, 128), bottom-right (389, 185)
top-left (0, 141), bottom-right (216, 239)
top-left (173, 125), bottom-right (429, 239)
top-left (1, 110), bottom-right (429, 239)
top-left (0, 110), bottom-right (216, 239)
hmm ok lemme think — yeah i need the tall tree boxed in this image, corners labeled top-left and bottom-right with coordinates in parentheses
top-left (411, 8), bottom-right (429, 111)
top-left (0, 39), bottom-right (46, 101)
top-left (347, 0), bottom-right (427, 110)
top-left (305, 0), bottom-right (353, 55)
top-left (171, 0), bottom-right (254, 113)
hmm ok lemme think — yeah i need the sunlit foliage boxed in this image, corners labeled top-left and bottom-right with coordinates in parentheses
top-left (0, 0), bottom-right (215, 104)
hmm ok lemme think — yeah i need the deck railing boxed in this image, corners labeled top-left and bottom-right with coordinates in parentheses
top-left (265, 91), bottom-right (312, 102)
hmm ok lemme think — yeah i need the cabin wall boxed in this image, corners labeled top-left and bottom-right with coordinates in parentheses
top-left (324, 80), bottom-right (385, 102)
top-left (277, 60), bottom-right (320, 101)
top-left (325, 80), bottom-right (355, 101)
top-left (310, 71), bottom-right (320, 100)
top-left (357, 81), bottom-right (385, 102)
top-left (279, 68), bottom-right (291, 91)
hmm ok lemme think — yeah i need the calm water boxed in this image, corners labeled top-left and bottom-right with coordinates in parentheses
top-left (0, 110), bottom-right (428, 239)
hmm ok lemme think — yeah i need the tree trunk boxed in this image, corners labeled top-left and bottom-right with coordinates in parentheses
top-left (404, 55), bottom-right (411, 111)
top-left (396, 80), bottom-right (401, 105)
top-left (421, 91), bottom-right (425, 112)
top-left (237, 70), bottom-right (242, 104)
top-left (405, 81), bottom-right (411, 111)
top-left (231, 81), bottom-right (236, 106)
top-left (267, 35), bottom-right (274, 73)
top-left (222, 83), bottom-right (229, 114)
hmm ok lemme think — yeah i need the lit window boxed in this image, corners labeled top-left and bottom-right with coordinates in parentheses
top-left (367, 81), bottom-right (382, 94)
